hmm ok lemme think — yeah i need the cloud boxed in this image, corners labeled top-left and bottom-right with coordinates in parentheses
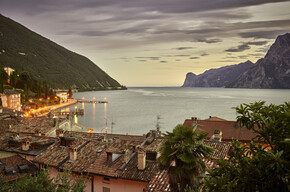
top-left (239, 30), bottom-right (289, 39)
top-left (197, 38), bottom-right (222, 43)
top-left (225, 40), bottom-right (269, 52)
top-left (138, 60), bottom-right (147, 62)
top-left (175, 55), bottom-right (191, 57)
top-left (173, 47), bottom-right (195, 50)
top-left (225, 44), bottom-right (250, 52)
top-left (160, 61), bottom-right (167, 63)
top-left (189, 57), bottom-right (199, 59)
top-left (200, 52), bottom-right (209, 56)
top-left (136, 57), bottom-right (160, 60)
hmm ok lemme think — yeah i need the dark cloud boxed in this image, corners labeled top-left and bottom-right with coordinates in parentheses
top-left (225, 44), bottom-right (250, 52)
top-left (175, 55), bottom-right (191, 57)
top-left (1, 0), bottom-right (288, 15)
top-left (200, 52), bottom-right (209, 56)
top-left (139, 60), bottom-right (147, 62)
top-left (175, 59), bottom-right (181, 61)
top-left (246, 41), bottom-right (268, 46)
top-left (160, 61), bottom-right (167, 63)
top-left (197, 38), bottom-right (222, 43)
top-left (225, 40), bottom-right (269, 52)
top-left (136, 57), bottom-right (160, 60)
top-left (189, 57), bottom-right (199, 59)
top-left (239, 30), bottom-right (289, 39)
top-left (173, 47), bottom-right (195, 50)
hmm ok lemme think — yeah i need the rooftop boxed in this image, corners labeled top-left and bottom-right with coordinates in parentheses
top-left (0, 154), bottom-right (38, 182)
top-left (3, 89), bottom-right (20, 95)
top-left (184, 117), bottom-right (258, 142)
top-left (0, 133), bottom-right (56, 156)
top-left (8, 117), bottom-right (56, 136)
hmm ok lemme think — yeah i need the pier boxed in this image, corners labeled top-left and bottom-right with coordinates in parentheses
top-left (77, 99), bottom-right (108, 104)
top-left (52, 109), bottom-right (84, 116)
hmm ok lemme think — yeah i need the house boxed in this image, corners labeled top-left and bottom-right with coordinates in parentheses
top-left (1, 89), bottom-right (21, 111)
top-left (32, 129), bottom-right (231, 192)
top-left (7, 115), bottom-right (83, 137)
top-left (3, 67), bottom-right (15, 77)
top-left (0, 133), bottom-right (57, 161)
top-left (32, 130), bottom-right (163, 192)
top-left (0, 154), bottom-right (38, 182)
top-left (144, 140), bottom-right (231, 192)
top-left (0, 107), bottom-right (23, 133)
top-left (183, 116), bottom-right (258, 143)
top-left (55, 90), bottom-right (68, 103)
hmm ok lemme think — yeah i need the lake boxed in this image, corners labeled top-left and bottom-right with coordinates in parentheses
top-left (65, 87), bottom-right (290, 135)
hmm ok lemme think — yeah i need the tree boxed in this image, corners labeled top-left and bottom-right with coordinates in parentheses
top-left (0, 68), bottom-right (8, 92)
top-left (203, 102), bottom-right (290, 192)
top-left (0, 169), bottom-right (87, 192)
top-left (235, 101), bottom-right (290, 153)
top-left (159, 125), bottom-right (213, 192)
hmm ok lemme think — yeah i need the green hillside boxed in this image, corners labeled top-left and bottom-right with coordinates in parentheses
top-left (0, 14), bottom-right (124, 91)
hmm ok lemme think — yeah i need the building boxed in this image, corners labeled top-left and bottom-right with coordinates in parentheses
top-left (32, 129), bottom-right (231, 192)
top-left (1, 89), bottom-right (21, 111)
top-left (0, 154), bottom-right (38, 182)
top-left (144, 140), bottom-right (231, 192)
top-left (7, 116), bottom-right (83, 137)
top-left (0, 133), bottom-right (57, 161)
top-left (32, 130), bottom-right (162, 192)
top-left (183, 116), bottom-right (258, 143)
top-left (55, 90), bottom-right (68, 103)
top-left (3, 67), bottom-right (15, 77)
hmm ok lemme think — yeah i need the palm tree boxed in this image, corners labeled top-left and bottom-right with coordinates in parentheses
top-left (159, 124), bottom-right (213, 192)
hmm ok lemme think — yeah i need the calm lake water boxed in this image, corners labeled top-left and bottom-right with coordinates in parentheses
top-left (65, 87), bottom-right (290, 135)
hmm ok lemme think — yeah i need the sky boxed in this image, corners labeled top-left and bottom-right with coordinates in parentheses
top-left (0, 0), bottom-right (290, 86)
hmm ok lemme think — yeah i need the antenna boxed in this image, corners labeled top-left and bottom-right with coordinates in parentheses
top-left (156, 115), bottom-right (162, 132)
top-left (111, 119), bottom-right (115, 134)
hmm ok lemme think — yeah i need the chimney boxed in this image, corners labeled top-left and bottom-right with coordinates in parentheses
top-left (211, 129), bottom-right (222, 142)
top-left (69, 114), bottom-right (74, 130)
top-left (54, 118), bottom-right (59, 129)
top-left (69, 146), bottom-right (77, 161)
top-left (34, 129), bottom-right (41, 136)
top-left (137, 147), bottom-right (146, 170)
top-left (56, 129), bottom-right (64, 137)
top-left (124, 149), bottom-right (131, 163)
top-left (21, 139), bottom-right (30, 151)
top-left (191, 117), bottom-right (198, 127)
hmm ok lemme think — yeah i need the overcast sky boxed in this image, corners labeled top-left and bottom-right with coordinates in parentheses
top-left (1, 0), bottom-right (290, 86)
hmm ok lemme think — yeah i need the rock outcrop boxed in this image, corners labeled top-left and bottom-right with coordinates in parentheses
top-left (228, 33), bottom-right (290, 89)
top-left (182, 61), bottom-right (254, 87)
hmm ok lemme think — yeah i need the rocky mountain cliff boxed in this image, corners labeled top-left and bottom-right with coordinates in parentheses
top-left (228, 33), bottom-right (290, 89)
top-left (182, 60), bottom-right (254, 87)
top-left (0, 14), bottom-right (124, 91)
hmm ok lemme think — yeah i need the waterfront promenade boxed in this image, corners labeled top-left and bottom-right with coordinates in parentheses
top-left (27, 98), bottom-right (77, 117)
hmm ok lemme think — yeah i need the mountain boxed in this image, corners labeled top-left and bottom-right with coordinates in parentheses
top-left (228, 33), bottom-right (290, 89)
top-left (182, 60), bottom-right (254, 87)
top-left (0, 14), bottom-right (124, 91)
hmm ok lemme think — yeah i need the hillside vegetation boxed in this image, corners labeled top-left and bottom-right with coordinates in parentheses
top-left (0, 14), bottom-right (124, 91)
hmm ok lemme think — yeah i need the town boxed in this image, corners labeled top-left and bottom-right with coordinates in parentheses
top-left (1, 66), bottom-right (288, 191)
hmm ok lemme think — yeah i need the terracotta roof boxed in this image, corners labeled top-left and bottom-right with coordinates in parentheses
top-left (64, 131), bottom-right (144, 141)
top-left (32, 138), bottom-right (88, 168)
top-left (60, 139), bottom-right (109, 173)
top-left (144, 140), bottom-right (231, 192)
top-left (0, 133), bottom-right (56, 156)
top-left (204, 141), bottom-right (231, 159)
top-left (0, 154), bottom-right (38, 182)
top-left (184, 117), bottom-right (258, 142)
top-left (8, 117), bottom-right (56, 135)
top-left (85, 138), bottom-right (143, 178)
top-left (3, 89), bottom-right (20, 95)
